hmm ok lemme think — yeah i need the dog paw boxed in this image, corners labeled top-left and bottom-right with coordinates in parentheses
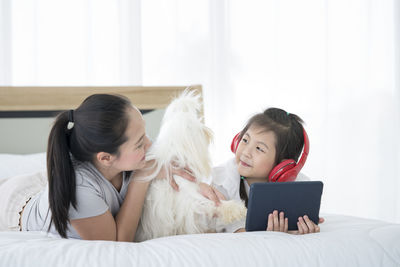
top-left (218, 200), bottom-right (247, 224)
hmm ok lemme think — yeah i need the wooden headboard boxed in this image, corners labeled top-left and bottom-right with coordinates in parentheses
top-left (0, 85), bottom-right (202, 117)
top-left (0, 85), bottom-right (202, 153)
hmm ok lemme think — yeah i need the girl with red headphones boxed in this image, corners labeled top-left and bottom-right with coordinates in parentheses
top-left (204, 107), bottom-right (323, 234)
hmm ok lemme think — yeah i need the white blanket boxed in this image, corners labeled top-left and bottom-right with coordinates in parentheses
top-left (0, 214), bottom-right (399, 267)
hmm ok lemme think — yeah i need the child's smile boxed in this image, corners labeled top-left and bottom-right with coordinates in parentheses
top-left (235, 125), bottom-right (277, 181)
top-left (239, 159), bottom-right (252, 168)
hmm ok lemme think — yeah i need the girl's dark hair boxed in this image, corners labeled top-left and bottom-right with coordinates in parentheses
top-left (47, 94), bottom-right (133, 238)
top-left (239, 108), bottom-right (305, 207)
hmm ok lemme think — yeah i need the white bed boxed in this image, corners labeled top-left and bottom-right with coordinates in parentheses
top-left (0, 152), bottom-right (400, 267)
top-left (0, 214), bottom-right (399, 266)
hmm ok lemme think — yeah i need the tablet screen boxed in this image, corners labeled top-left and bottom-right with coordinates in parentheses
top-left (245, 181), bottom-right (323, 231)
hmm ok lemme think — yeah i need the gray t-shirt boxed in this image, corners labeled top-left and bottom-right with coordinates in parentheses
top-left (21, 161), bottom-right (132, 239)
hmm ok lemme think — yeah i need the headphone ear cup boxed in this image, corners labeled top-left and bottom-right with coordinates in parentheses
top-left (275, 168), bottom-right (299, 182)
top-left (230, 133), bottom-right (241, 153)
top-left (268, 128), bottom-right (309, 182)
top-left (268, 159), bottom-right (296, 182)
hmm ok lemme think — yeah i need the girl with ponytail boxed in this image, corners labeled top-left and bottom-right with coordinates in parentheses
top-left (0, 94), bottom-right (194, 241)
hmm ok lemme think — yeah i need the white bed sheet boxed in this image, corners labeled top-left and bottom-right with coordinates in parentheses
top-left (0, 153), bottom-right (399, 266)
top-left (0, 214), bottom-right (399, 267)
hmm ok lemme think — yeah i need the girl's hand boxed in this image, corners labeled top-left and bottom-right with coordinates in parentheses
top-left (134, 160), bottom-right (196, 191)
top-left (168, 166), bottom-right (196, 191)
top-left (198, 183), bottom-right (226, 206)
top-left (266, 210), bottom-right (322, 234)
top-left (235, 214), bottom-right (324, 234)
top-left (294, 215), bottom-right (320, 234)
top-left (266, 210), bottom-right (288, 232)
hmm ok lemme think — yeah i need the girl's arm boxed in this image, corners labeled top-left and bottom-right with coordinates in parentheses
top-left (115, 179), bottom-right (150, 242)
top-left (79, 163), bottom-right (223, 241)
top-left (198, 183), bottom-right (226, 205)
top-left (70, 212), bottom-right (117, 240)
top-left (115, 162), bottom-right (197, 242)
top-left (69, 180), bottom-right (150, 242)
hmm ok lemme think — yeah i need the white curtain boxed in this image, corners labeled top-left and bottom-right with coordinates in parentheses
top-left (1, 0), bottom-right (399, 223)
top-left (1, 0), bottom-right (142, 85)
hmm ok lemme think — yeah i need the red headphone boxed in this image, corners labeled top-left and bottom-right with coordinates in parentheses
top-left (230, 128), bottom-right (309, 182)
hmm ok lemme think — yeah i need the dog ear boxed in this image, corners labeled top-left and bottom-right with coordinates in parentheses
top-left (203, 126), bottom-right (214, 144)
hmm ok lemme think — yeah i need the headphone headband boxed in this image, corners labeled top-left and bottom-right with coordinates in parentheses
top-left (296, 128), bottom-right (309, 170)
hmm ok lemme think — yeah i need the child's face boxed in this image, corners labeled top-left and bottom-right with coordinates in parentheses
top-left (112, 107), bottom-right (152, 171)
top-left (235, 125), bottom-right (277, 181)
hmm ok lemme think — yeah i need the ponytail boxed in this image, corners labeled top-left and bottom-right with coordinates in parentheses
top-left (47, 111), bottom-right (76, 238)
top-left (239, 179), bottom-right (249, 208)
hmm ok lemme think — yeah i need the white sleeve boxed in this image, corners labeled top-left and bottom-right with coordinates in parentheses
top-left (210, 158), bottom-right (240, 201)
top-left (296, 172), bottom-right (311, 181)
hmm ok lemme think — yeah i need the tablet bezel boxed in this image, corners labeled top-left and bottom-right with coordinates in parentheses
top-left (245, 181), bottom-right (323, 231)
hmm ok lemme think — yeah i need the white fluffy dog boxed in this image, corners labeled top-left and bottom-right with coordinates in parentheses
top-left (134, 90), bottom-right (246, 242)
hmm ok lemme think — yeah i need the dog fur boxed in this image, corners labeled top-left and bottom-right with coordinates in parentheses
top-left (134, 90), bottom-right (246, 242)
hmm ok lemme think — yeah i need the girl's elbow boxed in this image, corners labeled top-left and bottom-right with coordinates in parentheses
top-left (116, 230), bottom-right (135, 242)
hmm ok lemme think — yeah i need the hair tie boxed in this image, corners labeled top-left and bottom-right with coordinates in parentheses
top-left (68, 110), bottom-right (74, 122)
top-left (67, 110), bottom-right (75, 130)
top-left (240, 176), bottom-right (246, 180)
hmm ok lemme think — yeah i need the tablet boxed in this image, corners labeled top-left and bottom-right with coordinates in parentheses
top-left (245, 181), bottom-right (323, 231)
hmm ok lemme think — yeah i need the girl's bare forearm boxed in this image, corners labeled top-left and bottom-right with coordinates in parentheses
top-left (115, 180), bottom-right (150, 242)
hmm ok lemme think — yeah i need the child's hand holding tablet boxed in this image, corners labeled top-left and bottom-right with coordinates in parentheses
top-left (245, 181), bottom-right (324, 232)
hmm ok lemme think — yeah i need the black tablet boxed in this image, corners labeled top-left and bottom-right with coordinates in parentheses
top-left (245, 181), bottom-right (323, 231)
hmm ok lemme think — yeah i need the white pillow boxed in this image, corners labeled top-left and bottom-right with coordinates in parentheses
top-left (0, 152), bottom-right (46, 180)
